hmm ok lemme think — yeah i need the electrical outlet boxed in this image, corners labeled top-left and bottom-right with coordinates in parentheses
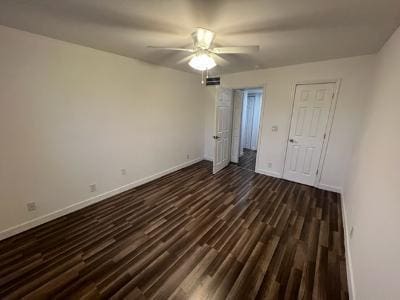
top-left (121, 168), bottom-right (127, 175)
top-left (349, 226), bottom-right (354, 239)
top-left (271, 126), bottom-right (278, 132)
top-left (89, 184), bottom-right (97, 192)
top-left (268, 162), bottom-right (272, 168)
top-left (27, 202), bottom-right (37, 212)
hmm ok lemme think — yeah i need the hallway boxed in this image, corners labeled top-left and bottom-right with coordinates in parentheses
top-left (238, 148), bottom-right (257, 171)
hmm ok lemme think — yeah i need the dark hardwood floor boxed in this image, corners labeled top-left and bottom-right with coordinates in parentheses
top-left (238, 148), bottom-right (257, 171)
top-left (0, 161), bottom-right (348, 299)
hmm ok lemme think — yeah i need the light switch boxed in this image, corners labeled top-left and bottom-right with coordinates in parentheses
top-left (272, 126), bottom-right (278, 132)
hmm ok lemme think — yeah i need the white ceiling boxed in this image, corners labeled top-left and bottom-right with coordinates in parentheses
top-left (1, 0), bottom-right (400, 74)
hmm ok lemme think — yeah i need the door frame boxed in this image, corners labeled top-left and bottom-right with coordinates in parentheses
top-left (231, 85), bottom-right (266, 172)
top-left (282, 79), bottom-right (342, 187)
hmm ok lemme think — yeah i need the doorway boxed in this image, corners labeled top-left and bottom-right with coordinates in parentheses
top-left (231, 88), bottom-right (263, 171)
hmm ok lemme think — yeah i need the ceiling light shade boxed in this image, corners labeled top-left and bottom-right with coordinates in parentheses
top-left (188, 53), bottom-right (216, 71)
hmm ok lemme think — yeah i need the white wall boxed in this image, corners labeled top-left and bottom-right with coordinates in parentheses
top-left (0, 25), bottom-right (205, 237)
top-left (203, 55), bottom-right (375, 191)
top-left (343, 26), bottom-right (400, 300)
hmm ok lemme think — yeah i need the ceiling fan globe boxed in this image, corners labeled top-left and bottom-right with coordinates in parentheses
top-left (188, 52), bottom-right (216, 71)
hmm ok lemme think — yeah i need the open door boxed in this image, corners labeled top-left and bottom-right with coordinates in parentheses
top-left (213, 87), bottom-right (233, 174)
top-left (231, 90), bottom-right (244, 163)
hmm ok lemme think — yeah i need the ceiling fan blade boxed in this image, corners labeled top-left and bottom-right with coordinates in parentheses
top-left (211, 46), bottom-right (260, 54)
top-left (211, 53), bottom-right (229, 66)
top-left (148, 46), bottom-right (194, 52)
top-left (176, 54), bottom-right (194, 64)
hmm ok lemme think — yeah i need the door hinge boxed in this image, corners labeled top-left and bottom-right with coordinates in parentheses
top-left (316, 169), bottom-right (319, 176)
top-left (323, 133), bottom-right (326, 139)
top-left (332, 92), bottom-right (335, 99)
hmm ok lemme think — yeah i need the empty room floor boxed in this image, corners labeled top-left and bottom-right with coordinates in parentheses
top-left (238, 148), bottom-right (257, 171)
top-left (0, 161), bottom-right (348, 299)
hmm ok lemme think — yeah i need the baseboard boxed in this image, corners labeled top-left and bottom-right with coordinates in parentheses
top-left (203, 155), bottom-right (213, 162)
top-left (318, 183), bottom-right (342, 193)
top-left (255, 170), bottom-right (342, 194)
top-left (0, 157), bottom-right (203, 241)
top-left (255, 168), bottom-right (282, 178)
top-left (340, 189), bottom-right (356, 300)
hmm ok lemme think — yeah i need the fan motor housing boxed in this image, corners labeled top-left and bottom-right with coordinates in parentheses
top-left (192, 28), bottom-right (215, 49)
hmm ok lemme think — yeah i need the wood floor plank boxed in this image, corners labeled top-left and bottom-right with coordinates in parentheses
top-left (238, 148), bottom-right (257, 171)
top-left (0, 161), bottom-right (348, 299)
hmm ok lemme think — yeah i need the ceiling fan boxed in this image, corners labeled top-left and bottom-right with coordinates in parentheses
top-left (148, 28), bottom-right (260, 72)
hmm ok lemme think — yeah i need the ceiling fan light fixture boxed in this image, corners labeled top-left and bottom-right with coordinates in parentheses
top-left (188, 53), bottom-right (216, 71)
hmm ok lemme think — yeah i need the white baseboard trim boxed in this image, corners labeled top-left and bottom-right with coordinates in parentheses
top-left (340, 189), bottom-right (356, 300)
top-left (203, 155), bottom-right (213, 162)
top-left (318, 183), bottom-right (342, 193)
top-left (255, 168), bottom-right (282, 178)
top-left (0, 157), bottom-right (203, 241)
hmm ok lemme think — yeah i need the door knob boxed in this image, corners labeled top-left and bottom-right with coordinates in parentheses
top-left (213, 136), bottom-right (221, 140)
top-left (289, 139), bottom-right (297, 143)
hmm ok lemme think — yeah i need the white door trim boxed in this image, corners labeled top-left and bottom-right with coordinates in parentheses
top-left (282, 79), bottom-right (341, 187)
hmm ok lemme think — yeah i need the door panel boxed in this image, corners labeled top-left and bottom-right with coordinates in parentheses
top-left (283, 83), bottom-right (335, 186)
top-left (213, 88), bottom-right (233, 174)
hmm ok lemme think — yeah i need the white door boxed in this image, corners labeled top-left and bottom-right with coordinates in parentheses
top-left (231, 90), bottom-right (243, 163)
top-left (283, 83), bottom-right (336, 186)
top-left (213, 87), bottom-right (233, 174)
